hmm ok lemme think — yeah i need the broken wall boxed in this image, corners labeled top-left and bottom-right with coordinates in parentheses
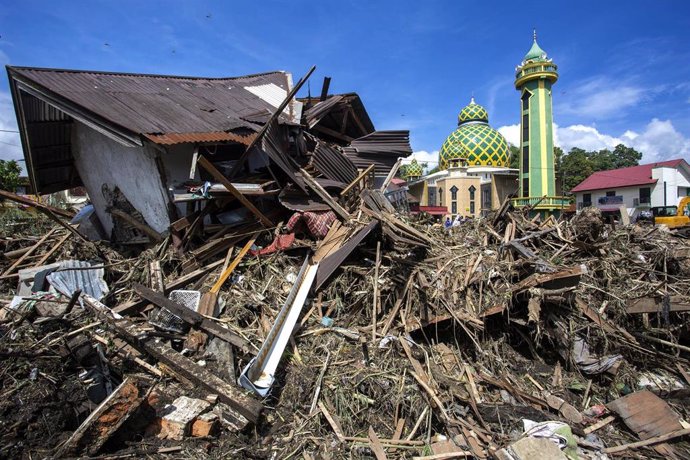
top-left (71, 122), bottom-right (172, 236)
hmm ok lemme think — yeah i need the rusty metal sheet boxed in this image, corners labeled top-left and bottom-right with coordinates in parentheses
top-left (342, 131), bottom-right (412, 176)
top-left (311, 142), bottom-right (358, 184)
top-left (144, 131), bottom-right (255, 145)
top-left (9, 66), bottom-right (292, 137)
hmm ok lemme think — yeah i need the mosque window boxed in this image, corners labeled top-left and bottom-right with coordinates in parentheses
top-left (522, 90), bottom-right (531, 112)
top-left (450, 185), bottom-right (458, 200)
top-left (523, 178), bottom-right (529, 197)
top-left (452, 202), bottom-right (457, 214)
top-left (522, 114), bottom-right (529, 142)
top-left (468, 185), bottom-right (476, 200)
top-left (469, 201), bottom-right (475, 214)
top-left (439, 188), bottom-right (443, 205)
top-left (522, 145), bottom-right (529, 171)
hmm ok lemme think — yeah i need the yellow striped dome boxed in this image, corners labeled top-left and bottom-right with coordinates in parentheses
top-left (439, 98), bottom-right (509, 170)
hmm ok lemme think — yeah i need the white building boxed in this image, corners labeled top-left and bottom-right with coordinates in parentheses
top-left (570, 159), bottom-right (690, 218)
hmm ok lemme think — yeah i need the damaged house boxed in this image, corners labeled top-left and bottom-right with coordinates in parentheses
top-left (6, 65), bottom-right (411, 243)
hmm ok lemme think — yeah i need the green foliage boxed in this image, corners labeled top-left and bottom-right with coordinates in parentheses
top-left (509, 144), bottom-right (520, 169)
top-left (0, 160), bottom-right (21, 192)
top-left (560, 144), bottom-right (642, 194)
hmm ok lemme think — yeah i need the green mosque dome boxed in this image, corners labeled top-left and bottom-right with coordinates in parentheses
top-left (523, 30), bottom-right (549, 62)
top-left (404, 158), bottom-right (423, 178)
top-left (458, 98), bottom-right (489, 124)
top-left (439, 98), bottom-right (509, 170)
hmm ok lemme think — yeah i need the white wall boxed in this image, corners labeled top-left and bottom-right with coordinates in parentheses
top-left (574, 185), bottom-right (652, 218)
top-left (652, 166), bottom-right (690, 207)
top-left (72, 122), bottom-right (172, 236)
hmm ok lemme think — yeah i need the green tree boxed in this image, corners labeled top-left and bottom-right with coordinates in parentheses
top-left (509, 144), bottom-right (520, 169)
top-left (610, 144), bottom-right (642, 169)
top-left (560, 148), bottom-right (593, 194)
top-left (558, 144), bottom-right (642, 194)
top-left (0, 160), bottom-right (21, 192)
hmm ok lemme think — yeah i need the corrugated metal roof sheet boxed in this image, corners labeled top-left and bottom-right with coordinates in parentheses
top-left (342, 130), bottom-right (412, 176)
top-left (9, 66), bottom-right (295, 139)
top-left (144, 131), bottom-right (256, 145)
top-left (311, 142), bottom-right (358, 184)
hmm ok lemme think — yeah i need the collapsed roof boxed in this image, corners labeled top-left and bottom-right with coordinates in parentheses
top-left (7, 66), bottom-right (409, 197)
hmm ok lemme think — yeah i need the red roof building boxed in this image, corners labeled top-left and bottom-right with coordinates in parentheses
top-left (570, 158), bottom-right (690, 217)
top-left (571, 159), bottom-right (686, 193)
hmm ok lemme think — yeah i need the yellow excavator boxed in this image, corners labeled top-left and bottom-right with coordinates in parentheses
top-left (652, 196), bottom-right (690, 235)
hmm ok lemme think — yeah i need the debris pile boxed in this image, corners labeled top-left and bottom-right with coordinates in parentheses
top-left (1, 67), bottom-right (690, 460)
top-left (2, 186), bottom-right (690, 459)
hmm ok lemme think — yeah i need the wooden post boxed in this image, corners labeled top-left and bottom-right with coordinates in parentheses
top-left (372, 241), bottom-right (381, 342)
top-left (298, 168), bottom-right (351, 221)
top-left (197, 155), bottom-right (273, 227)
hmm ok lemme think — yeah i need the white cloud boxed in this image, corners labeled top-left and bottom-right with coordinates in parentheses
top-left (497, 118), bottom-right (690, 164)
top-left (498, 124), bottom-right (519, 146)
top-left (556, 77), bottom-right (645, 118)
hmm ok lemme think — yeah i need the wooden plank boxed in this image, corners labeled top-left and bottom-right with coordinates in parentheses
top-left (78, 292), bottom-right (262, 424)
top-left (110, 209), bottom-right (162, 242)
top-left (575, 297), bottom-right (637, 343)
top-left (33, 231), bottom-right (70, 267)
top-left (0, 188), bottom-right (74, 218)
top-left (113, 259), bottom-right (223, 315)
top-left (368, 426), bottom-right (389, 460)
top-left (226, 65), bottom-right (316, 180)
top-left (340, 164), bottom-right (374, 196)
top-left (199, 234), bottom-right (257, 317)
top-left (371, 241), bottom-right (381, 342)
top-left (512, 264), bottom-right (586, 293)
top-left (197, 155), bottom-right (273, 227)
top-left (379, 157), bottom-right (402, 193)
top-left (298, 168), bottom-right (351, 221)
top-left (627, 296), bottom-right (690, 314)
top-left (607, 390), bottom-right (683, 440)
top-left (1, 228), bottom-right (58, 277)
top-left (604, 428), bottom-right (690, 454)
top-left (133, 284), bottom-right (251, 354)
top-left (54, 378), bottom-right (142, 457)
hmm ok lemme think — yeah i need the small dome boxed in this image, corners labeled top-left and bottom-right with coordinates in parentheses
top-left (524, 39), bottom-right (547, 61)
top-left (404, 158), bottom-right (423, 178)
top-left (439, 98), bottom-right (509, 170)
top-left (458, 98), bottom-right (488, 124)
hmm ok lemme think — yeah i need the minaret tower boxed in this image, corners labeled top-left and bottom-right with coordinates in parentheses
top-left (514, 30), bottom-right (564, 211)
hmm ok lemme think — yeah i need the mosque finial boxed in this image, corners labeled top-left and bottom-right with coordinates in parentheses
top-left (533, 28), bottom-right (537, 42)
top-left (470, 92), bottom-right (475, 105)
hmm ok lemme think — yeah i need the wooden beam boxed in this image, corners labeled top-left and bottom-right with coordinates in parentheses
top-left (197, 156), bottom-right (273, 227)
top-left (133, 284), bottom-right (251, 353)
top-left (227, 65), bottom-right (316, 180)
top-left (340, 164), bottom-right (374, 197)
top-left (78, 292), bottom-right (262, 424)
top-left (349, 107), bottom-right (369, 137)
top-left (298, 168), bottom-right (351, 221)
top-left (110, 209), bottom-right (163, 242)
top-left (1, 228), bottom-right (58, 278)
top-left (627, 296), bottom-right (690, 314)
top-left (379, 158), bottom-right (402, 193)
top-left (113, 259), bottom-right (224, 315)
top-left (312, 124), bottom-right (354, 143)
top-left (0, 188), bottom-right (74, 218)
top-left (34, 231), bottom-right (71, 267)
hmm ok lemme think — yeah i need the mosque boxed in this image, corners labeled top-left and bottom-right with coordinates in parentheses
top-left (406, 34), bottom-right (569, 218)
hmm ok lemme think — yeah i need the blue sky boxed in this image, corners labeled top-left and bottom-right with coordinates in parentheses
top-left (1, 0), bottom-right (690, 168)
